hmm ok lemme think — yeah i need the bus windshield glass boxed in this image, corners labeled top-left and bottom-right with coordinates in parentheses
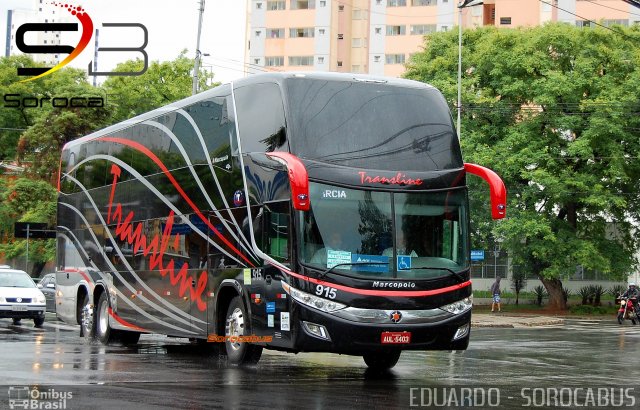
top-left (284, 78), bottom-right (462, 170)
top-left (298, 183), bottom-right (469, 279)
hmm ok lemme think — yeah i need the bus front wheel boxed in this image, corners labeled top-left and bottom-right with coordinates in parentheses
top-left (362, 350), bottom-right (401, 370)
top-left (363, 350), bottom-right (401, 370)
top-left (224, 296), bottom-right (262, 365)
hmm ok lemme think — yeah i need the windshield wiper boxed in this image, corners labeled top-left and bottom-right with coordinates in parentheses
top-left (407, 267), bottom-right (466, 283)
top-left (318, 262), bottom-right (389, 279)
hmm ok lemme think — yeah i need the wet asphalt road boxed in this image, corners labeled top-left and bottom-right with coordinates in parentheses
top-left (1, 315), bottom-right (639, 409)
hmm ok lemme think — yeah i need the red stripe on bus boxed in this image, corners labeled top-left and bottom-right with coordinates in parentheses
top-left (97, 136), bottom-right (254, 267)
top-left (108, 307), bottom-right (146, 332)
top-left (275, 264), bottom-right (471, 297)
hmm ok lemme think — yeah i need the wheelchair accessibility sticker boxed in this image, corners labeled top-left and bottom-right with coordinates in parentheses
top-left (397, 255), bottom-right (412, 270)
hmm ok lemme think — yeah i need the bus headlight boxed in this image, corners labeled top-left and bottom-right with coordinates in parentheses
top-left (440, 296), bottom-right (473, 315)
top-left (282, 282), bottom-right (346, 314)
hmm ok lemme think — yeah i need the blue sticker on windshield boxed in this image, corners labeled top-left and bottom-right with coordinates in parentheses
top-left (397, 255), bottom-right (412, 270)
top-left (351, 254), bottom-right (389, 273)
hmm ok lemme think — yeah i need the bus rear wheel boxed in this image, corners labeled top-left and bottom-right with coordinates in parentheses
top-left (95, 292), bottom-right (116, 345)
top-left (224, 296), bottom-right (262, 365)
top-left (80, 294), bottom-right (94, 339)
top-left (363, 350), bottom-right (401, 370)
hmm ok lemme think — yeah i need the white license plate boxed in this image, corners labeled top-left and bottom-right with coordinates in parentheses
top-left (11, 305), bottom-right (28, 312)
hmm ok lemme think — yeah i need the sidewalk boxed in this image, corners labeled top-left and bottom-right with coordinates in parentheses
top-left (472, 313), bottom-right (564, 328)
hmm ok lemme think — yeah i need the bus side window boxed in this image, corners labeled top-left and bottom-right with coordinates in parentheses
top-left (259, 201), bottom-right (290, 263)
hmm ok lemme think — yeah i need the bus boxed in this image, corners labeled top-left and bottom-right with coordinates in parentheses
top-left (56, 72), bottom-right (505, 369)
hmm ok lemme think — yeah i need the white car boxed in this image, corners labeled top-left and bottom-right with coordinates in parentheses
top-left (0, 266), bottom-right (46, 327)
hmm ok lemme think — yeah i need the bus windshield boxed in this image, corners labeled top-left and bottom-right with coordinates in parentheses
top-left (284, 78), bottom-right (462, 170)
top-left (298, 183), bottom-right (469, 279)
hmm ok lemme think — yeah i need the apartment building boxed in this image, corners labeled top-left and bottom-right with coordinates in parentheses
top-left (245, 0), bottom-right (640, 77)
top-left (4, 0), bottom-right (65, 67)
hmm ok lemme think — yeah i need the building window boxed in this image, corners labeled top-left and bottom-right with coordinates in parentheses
top-left (410, 24), bottom-right (436, 35)
top-left (339, 5), bottom-right (344, 11)
top-left (265, 56), bottom-right (284, 66)
top-left (352, 65), bottom-right (361, 72)
top-left (337, 61), bottom-right (343, 67)
top-left (320, 0), bottom-right (326, 6)
top-left (268, 28), bottom-right (285, 38)
top-left (267, 1), bottom-right (286, 10)
top-left (386, 25), bottom-right (406, 36)
top-left (412, 0), bottom-right (436, 6)
top-left (440, 25), bottom-right (449, 31)
top-left (374, 55), bottom-right (381, 62)
top-left (319, 28), bottom-right (325, 35)
top-left (500, 17), bottom-right (512, 25)
top-left (385, 54), bottom-right (405, 64)
top-left (290, 27), bottom-right (315, 38)
top-left (353, 9), bottom-right (366, 20)
top-left (376, 0), bottom-right (382, 4)
top-left (256, 2), bottom-right (263, 9)
top-left (602, 19), bottom-right (629, 27)
top-left (291, 0), bottom-right (316, 10)
top-left (338, 33), bottom-right (344, 39)
top-left (352, 38), bottom-right (363, 47)
top-left (254, 58), bottom-right (261, 65)
top-left (289, 56), bottom-right (314, 66)
top-left (318, 56), bottom-right (325, 63)
top-left (255, 30), bottom-right (262, 37)
top-left (375, 27), bottom-right (382, 34)
top-left (387, 0), bottom-right (406, 6)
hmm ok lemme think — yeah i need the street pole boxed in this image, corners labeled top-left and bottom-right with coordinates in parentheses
top-left (192, 0), bottom-right (206, 95)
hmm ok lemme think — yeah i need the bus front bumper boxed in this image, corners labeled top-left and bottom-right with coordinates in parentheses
top-left (292, 303), bottom-right (471, 354)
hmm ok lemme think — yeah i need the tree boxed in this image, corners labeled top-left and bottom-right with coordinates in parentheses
top-left (511, 270), bottom-right (527, 305)
top-left (102, 50), bottom-right (218, 123)
top-left (405, 23), bottom-right (640, 310)
top-left (0, 177), bottom-right (56, 276)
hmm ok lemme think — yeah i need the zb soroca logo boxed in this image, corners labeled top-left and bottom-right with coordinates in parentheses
top-left (5, 2), bottom-right (148, 109)
top-left (8, 386), bottom-right (72, 409)
top-left (15, 1), bottom-right (148, 82)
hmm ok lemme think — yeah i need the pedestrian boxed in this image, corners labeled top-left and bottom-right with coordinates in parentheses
top-left (491, 276), bottom-right (502, 312)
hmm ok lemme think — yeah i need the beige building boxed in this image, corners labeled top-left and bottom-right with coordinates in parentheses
top-left (245, 0), bottom-right (640, 77)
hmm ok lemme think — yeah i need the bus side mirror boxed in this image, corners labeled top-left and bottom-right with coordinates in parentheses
top-left (464, 163), bottom-right (506, 219)
top-left (265, 152), bottom-right (310, 211)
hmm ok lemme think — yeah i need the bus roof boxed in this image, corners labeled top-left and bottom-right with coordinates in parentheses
top-left (62, 72), bottom-right (436, 152)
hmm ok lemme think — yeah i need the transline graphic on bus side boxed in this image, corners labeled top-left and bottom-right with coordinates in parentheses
top-left (96, 136), bottom-right (255, 267)
top-left (59, 200), bottom-right (206, 333)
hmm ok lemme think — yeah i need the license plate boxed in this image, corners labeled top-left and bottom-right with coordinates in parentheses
top-left (381, 331), bottom-right (411, 344)
top-left (11, 305), bottom-right (28, 312)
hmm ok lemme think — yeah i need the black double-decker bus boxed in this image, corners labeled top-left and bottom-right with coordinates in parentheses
top-left (56, 72), bottom-right (505, 369)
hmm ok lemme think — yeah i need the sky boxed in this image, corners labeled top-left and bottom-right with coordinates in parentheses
top-left (3, 0), bottom-right (248, 84)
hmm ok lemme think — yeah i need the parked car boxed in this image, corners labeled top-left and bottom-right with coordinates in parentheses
top-left (37, 273), bottom-right (56, 313)
top-left (0, 266), bottom-right (46, 327)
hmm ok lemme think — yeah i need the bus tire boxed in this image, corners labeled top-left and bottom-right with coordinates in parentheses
top-left (363, 350), bottom-right (401, 370)
top-left (224, 296), bottom-right (262, 365)
top-left (95, 292), bottom-right (116, 345)
top-left (80, 293), bottom-right (95, 339)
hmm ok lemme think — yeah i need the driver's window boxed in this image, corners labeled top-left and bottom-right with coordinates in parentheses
top-left (259, 201), bottom-right (290, 263)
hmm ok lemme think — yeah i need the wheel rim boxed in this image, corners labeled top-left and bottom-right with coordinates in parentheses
top-left (81, 300), bottom-right (93, 334)
top-left (225, 307), bottom-right (245, 352)
top-left (98, 298), bottom-right (109, 335)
